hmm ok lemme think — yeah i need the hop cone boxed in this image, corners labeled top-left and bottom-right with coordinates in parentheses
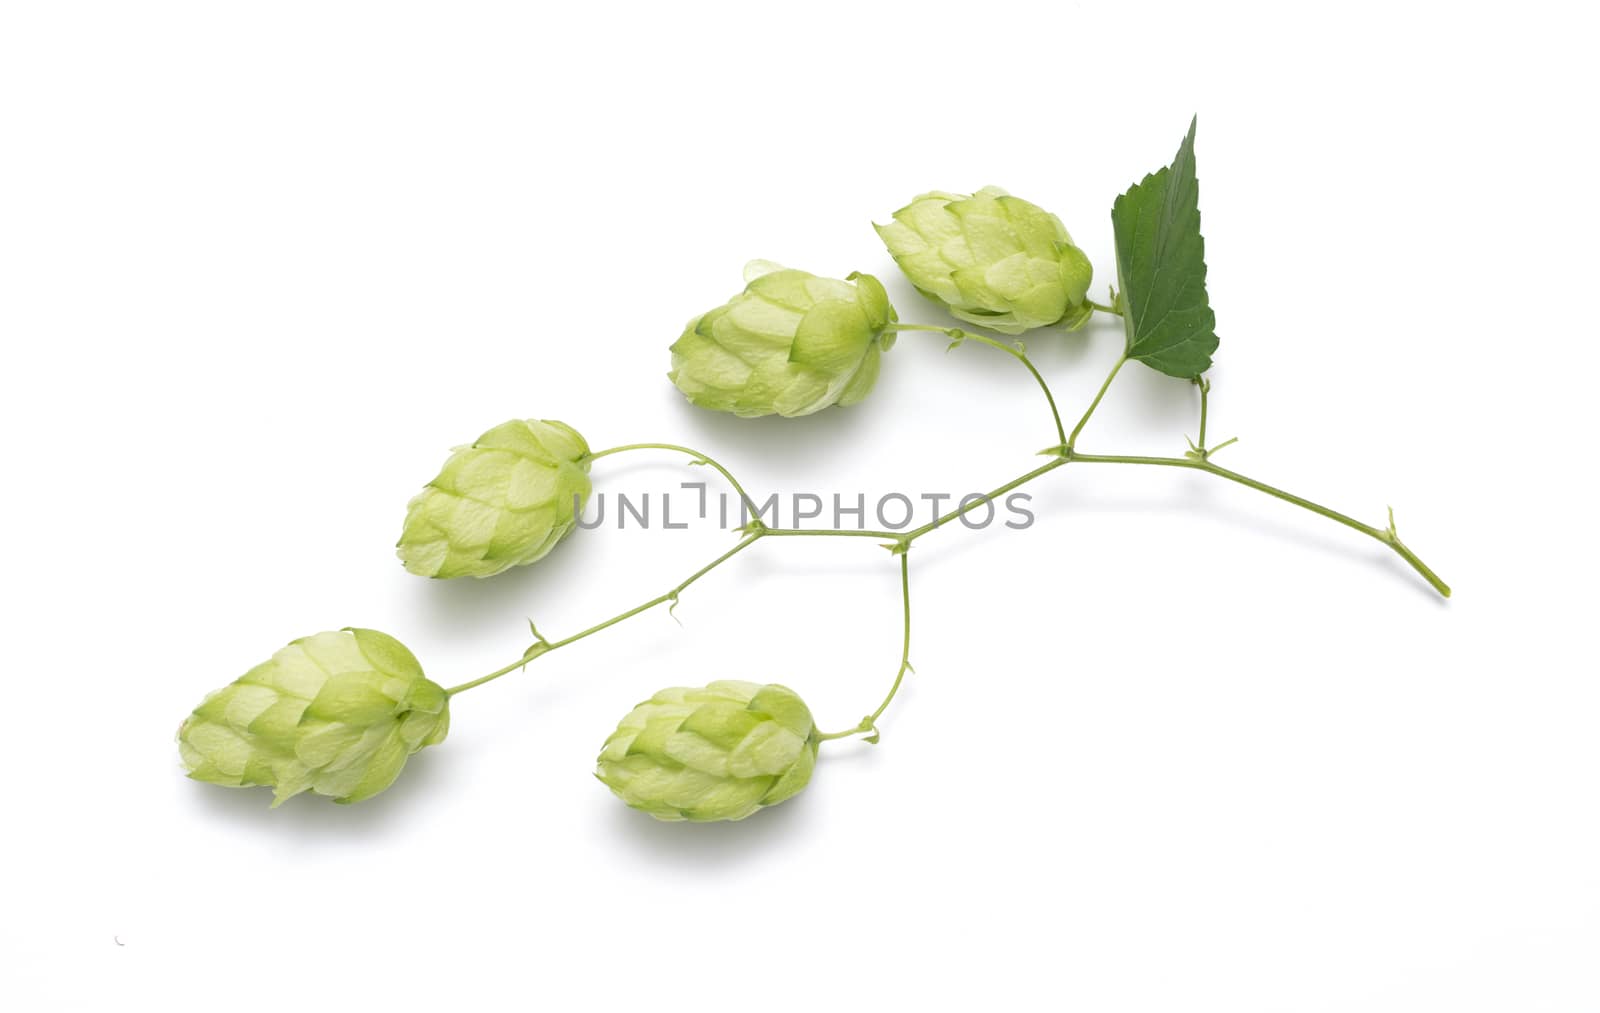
top-left (596, 681), bottom-right (819, 822)
top-left (178, 628), bottom-right (449, 806)
top-left (398, 418), bottom-right (591, 579)
top-left (875, 186), bottom-right (1093, 334)
top-left (669, 262), bottom-right (896, 418)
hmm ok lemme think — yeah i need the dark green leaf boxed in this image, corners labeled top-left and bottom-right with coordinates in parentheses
top-left (1111, 117), bottom-right (1218, 379)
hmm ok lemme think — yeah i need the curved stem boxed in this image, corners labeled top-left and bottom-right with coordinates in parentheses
top-left (1085, 298), bottom-right (1123, 317)
top-left (867, 552), bottom-right (914, 727)
top-left (957, 333), bottom-right (1065, 449)
top-left (888, 323), bottom-right (1066, 448)
top-left (583, 442), bottom-right (762, 524)
top-left (1068, 453), bottom-right (1451, 597)
top-left (812, 729), bottom-right (864, 742)
top-left (1064, 354), bottom-right (1126, 452)
top-left (817, 552), bottom-right (914, 742)
top-left (455, 413), bottom-right (1450, 696)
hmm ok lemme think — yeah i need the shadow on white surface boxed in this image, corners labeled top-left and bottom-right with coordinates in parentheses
top-left (601, 743), bottom-right (889, 864)
top-left (180, 746), bottom-right (459, 838)
top-left (603, 789), bottom-right (813, 864)
top-left (401, 527), bottom-right (602, 642)
top-left (1115, 361), bottom-right (1209, 432)
top-left (668, 394), bottom-right (875, 470)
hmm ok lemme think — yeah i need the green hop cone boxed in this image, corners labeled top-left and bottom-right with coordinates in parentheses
top-left (668, 262), bottom-right (897, 418)
top-left (874, 186), bottom-right (1094, 334)
top-left (596, 680), bottom-right (819, 822)
top-left (178, 628), bottom-right (449, 806)
top-left (398, 418), bottom-right (591, 579)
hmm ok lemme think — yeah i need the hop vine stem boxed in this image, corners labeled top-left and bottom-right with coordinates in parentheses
top-left (1065, 453), bottom-right (1451, 596)
top-left (817, 551), bottom-right (912, 743)
top-left (887, 322), bottom-right (1066, 448)
top-left (447, 321), bottom-right (1449, 715)
top-left (581, 443), bottom-right (763, 522)
top-left (444, 533), bottom-right (762, 695)
top-left (1065, 354), bottom-right (1127, 452)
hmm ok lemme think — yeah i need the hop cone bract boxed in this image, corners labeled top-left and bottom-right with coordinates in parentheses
top-left (596, 680), bottom-right (819, 821)
top-left (668, 263), bottom-right (896, 418)
top-left (398, 418), bottom-right (591, 579)
top-left (178, 628), bottom-right (449, 806)
top-left (875, 186), bottom-right (1093, 334)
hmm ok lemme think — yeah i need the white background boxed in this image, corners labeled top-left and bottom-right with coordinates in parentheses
top-left (4, 2), bottom-right (1596, 1009)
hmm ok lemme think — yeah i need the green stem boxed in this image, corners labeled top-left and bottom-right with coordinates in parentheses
top-left (1196, 378), bottom-right (1210, 451)
top-left (1387, 538), bottom-right (1450, 600)
top-left (813, 729), bottom-right (861, 742)
top-left (583, 442), bottom-right (763, 524)
top-left (1064, 354), bottom-right (1127, 452)
top-left (1067, 453), bottom-right (1451, 597)
top-left (440, 654), bottom-right (544, 700)
top-left (1085, 298), bottom-right (1123, 316)
top-left (867, 552), bottom-right (914, 726)
top-left (902, 458), bottom-right (1067, 542)
top-left (454, 400), bottom-right (1450, 696)
top-left (817, 552), bottom-right (913, 742)
top-left (445, 533), bottom-right (764, 695)
top-left (888, 323), bottom-right (1066, 448)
